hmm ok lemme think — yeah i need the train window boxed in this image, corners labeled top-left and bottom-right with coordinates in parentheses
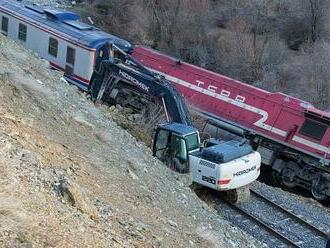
top-left (18, 23), bottom-right (27, 42)
top-left (48, 37), bottom-right (58, 57)
top-left (66, 46), bottom-right (75, 65)
top-left (299, 119), bottom-right (327, 140)
top-left (1, 16), bottom-right (8, 35)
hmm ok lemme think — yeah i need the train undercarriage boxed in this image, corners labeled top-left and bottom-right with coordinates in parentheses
top-left (255, 138), bottom-right (330, 201)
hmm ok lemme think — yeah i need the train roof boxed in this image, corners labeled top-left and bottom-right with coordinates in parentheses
top-left (0, 0), bottom-right (133, 51)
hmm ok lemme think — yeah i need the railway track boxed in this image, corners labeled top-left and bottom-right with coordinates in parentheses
top-left (223, 189), bottom-right (329, 248)
top-left (250, 190), bottom-right (329, 239)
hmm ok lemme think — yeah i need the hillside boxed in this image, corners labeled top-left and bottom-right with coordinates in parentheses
top-left (0, 35), bottom-right (264, 247)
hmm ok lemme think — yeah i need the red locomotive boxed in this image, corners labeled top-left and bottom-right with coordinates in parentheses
top-left (132, 45), bottom-right (330, 200)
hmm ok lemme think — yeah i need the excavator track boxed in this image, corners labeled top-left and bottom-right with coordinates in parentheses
top-left (224, 186), bottom-right (250, 204)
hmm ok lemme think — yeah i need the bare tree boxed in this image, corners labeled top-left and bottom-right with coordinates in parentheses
top-left (273, 41), bottom-right (330, 109)
top-left (300, 42), bottom-right (330, 108)
top-left (306, 0), bottom-right (326, 42)
top-left (212, 18), bottom-right (272, 83)
top-left (142, 0), bottom-right (182, 48)
top-left (281, 0), bottom-right (328, 47)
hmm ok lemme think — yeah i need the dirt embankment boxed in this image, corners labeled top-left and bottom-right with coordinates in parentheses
top-left (0, 36), bottom-right (263, 247)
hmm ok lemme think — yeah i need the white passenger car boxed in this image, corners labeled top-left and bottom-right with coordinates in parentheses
top-left (0, 0), bottom-right (133, 90)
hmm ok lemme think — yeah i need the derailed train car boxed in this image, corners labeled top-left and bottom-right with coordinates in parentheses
top-left (0, 0), bottom-right (133, 90)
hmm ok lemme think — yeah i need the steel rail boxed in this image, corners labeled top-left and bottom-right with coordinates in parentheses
top-left (250, 189), bottom-right (329, 239)
top-left (224, 200), bottom-right (301, 248)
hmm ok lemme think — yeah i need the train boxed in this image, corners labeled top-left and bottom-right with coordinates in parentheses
top-left (0, 0), bottom-right (328, 200)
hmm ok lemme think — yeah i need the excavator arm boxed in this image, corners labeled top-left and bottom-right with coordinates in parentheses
top-left (89, 43), bottom-right (192, 126)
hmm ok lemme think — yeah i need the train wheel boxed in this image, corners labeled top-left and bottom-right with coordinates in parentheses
top-left (311, 187), bottom-right (327, 201)
top-left (311, 179), bottom-right (328, 201)
top-left (281, 163), bottom-right (297, 188)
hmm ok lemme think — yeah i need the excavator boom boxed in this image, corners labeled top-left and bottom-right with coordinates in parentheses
top-left (89, 43), bottom-right (192, 126)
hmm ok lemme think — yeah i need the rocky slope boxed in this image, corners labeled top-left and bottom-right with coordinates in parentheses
top-left (0, 35), bottom-right (264, 247)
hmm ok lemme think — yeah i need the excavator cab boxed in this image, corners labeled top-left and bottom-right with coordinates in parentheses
top-left (153, 123), bottom-right (200, 173)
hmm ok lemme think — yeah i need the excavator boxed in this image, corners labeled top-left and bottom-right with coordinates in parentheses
top-left (89, 43), bottom-right (261, 203)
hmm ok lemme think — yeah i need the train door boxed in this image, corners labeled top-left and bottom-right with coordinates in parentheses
top-left (65, 46), bottom-right (76, 76)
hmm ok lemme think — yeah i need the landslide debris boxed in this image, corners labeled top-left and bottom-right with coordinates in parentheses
top-left (0, 36), bottom-right (264, 247)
